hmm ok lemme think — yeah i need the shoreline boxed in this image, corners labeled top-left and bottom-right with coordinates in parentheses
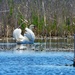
top-left (0, 36), bottom-right (74, 40)
top-left (0, 43), bottom-right (74, 52)
top-left (0, 36), bottom-right (74, 52)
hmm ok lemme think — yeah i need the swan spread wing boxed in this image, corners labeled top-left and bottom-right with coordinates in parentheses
top-left (13, 27), bottom-right (35, 44)
top-left (13, 28), bottom-right (29, 42)
top-left (24, 28), bottom-right (35, 41)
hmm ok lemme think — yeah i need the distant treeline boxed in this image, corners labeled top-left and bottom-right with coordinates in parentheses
top-left (0, 0), bottom-right (75, 37)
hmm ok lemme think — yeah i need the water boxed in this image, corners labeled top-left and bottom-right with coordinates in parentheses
top-left (0, 42), bottom-right (74, 52)
top-left (0, 37), bottom-right (74, 50)
top-left (0, 51), bottom-right (75, 75)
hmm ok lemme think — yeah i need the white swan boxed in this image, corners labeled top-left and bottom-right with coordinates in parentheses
top-left (13, 25), bottom-right (35, 44)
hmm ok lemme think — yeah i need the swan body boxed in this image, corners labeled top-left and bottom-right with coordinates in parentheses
top-left (13, 26), bottom-right (35, 44)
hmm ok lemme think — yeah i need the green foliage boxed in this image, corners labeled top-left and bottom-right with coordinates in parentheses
top-left (51, 18), bottom-right (57, 35)
top-left (0, 0), bottom-right (2, 3)
top-left (18, 13), bottom-right (26, 30)
top-left (32, 12), bottom-right (38, 25)
top-left (72, 25), bottom-right (75, 34)
top-left (66, 18), bottom-right (70, 26)
top-left (1, 0), bottom-right (75, 37)
top-left (9, 7), bottom-right (13, 16)
top-left (32, 12), bottom-right (44, 34)
top-left (8, 0), bottom-right (14, 16)
top-left (52, 22), bottom-right (57, 30)
top-left (38, 18), bottom-right (44, 30)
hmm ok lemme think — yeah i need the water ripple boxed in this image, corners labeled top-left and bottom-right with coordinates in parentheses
top-left (0, 51), bottom-right (74, 75)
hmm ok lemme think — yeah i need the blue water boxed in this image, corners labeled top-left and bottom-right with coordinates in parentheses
top-left (0, 51), bottom-right (75, 75)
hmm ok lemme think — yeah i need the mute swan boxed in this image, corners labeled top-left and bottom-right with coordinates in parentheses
top-left (13, 25), bottom-right (35, 44)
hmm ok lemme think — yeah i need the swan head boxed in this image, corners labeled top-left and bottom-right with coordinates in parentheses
top-left (29, 24), bottom-right (35, 30)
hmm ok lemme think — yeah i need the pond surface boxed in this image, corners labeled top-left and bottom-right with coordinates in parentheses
top-left (0, 37), bottom-right (74, 49)
top-left (0, 51), bottom-right (75, 75)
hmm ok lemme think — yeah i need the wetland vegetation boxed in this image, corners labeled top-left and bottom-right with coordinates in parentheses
top-left (0, 0), bottom-right (75, 38)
